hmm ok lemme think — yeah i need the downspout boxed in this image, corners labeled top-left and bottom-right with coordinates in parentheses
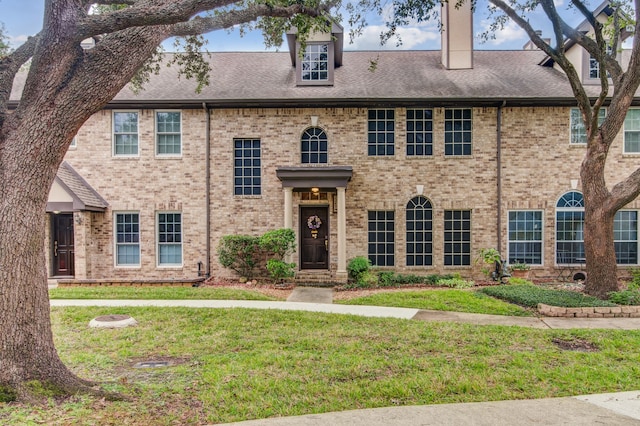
top-left (203, 102), bottom-right (211, 278)
top-left (496, 101), bottom-right (506, 254)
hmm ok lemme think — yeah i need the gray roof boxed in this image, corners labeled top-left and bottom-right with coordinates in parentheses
top-left (56, 161), bottom-right (108, 211)
top-left (11, 49), bottom-right (632, 108)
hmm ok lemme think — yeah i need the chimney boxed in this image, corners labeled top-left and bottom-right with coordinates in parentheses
top-left (441, 1), bottom-right (473, 69)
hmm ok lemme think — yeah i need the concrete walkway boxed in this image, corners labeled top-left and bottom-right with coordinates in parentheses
top-left (49, 291), bottom-right (640, 425)
top-left (219, 391), bottom-right (640, 425)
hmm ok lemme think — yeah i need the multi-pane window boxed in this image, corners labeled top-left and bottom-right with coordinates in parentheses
top-left (406, 196), bottom-right (433, 266)
top-left (233, 139), bottom-right (261, 196)
top-left (624, 109), bottom-right (640, 153)
top-left (367, 109), bottom-right (395, 156)
top-left (368, 211), bottom-right (395, 266)
top-left (556, 191), bottom-right (585, 264)
top-left (156, 111), bottom-right (181, 155)
top-left (301, 44), bottom-right (329, 81)
top-left (158, 213), bottom-right (182, 266)
top-left (301, 127), bottom-right (328, 163)
top-left (570, 108), bottom-right (606, 145)
top-left (508, 211), bottom-right (543, 265)
top-left (406, 109), bottom-right (433, 156)
top-left (556, 192), bottom-right (637, 265)
top-left (115, 213), bottom-right (140, 266)
top-left (614, 211), bottom-right (638, 265)
top-left (113, 111), bottom-right (139, 156)
top-left (589, 46), bottom-right (612, 79)
top-left (444, 210), bottom-right (471, 266)
top-left (444, 108), bottom-right (472, 156)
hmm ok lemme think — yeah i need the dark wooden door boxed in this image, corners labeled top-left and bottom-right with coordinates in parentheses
top-left (52, 214), bottom-right (74, 276)
top-left (300, 206), bottom-right (329, 269)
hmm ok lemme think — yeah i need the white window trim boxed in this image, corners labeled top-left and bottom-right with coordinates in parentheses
top-left (614, 209), bottom-right (639, 266)
top-left (155, 110), bottom-right (182, 158)
top-left (114, 211), bottom-right (141, 268)
top-left (156, 211), bottom-right (183, 268)
top-left (569, 108), bottom-right (606, 145)
top-left (623, 108), bottom-right (640, 155)
top-left (112, 110), bottom-right (140, 158)
top-left (69, 135), bottom-right (77, 149)
top-left (507, 210), bottom-right (544, 266)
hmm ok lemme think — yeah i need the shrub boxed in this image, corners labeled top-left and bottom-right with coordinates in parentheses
top-left (217, 235), bottom-right (261, 279)
top-left (266, 259), bottom-right (296, 283)
top-left (259, 228), bottom-right (296, 260)
top-left (608, 268), bottom-right (640, 305)
top-left (480, 284), bottom-right (616, 308)
top-left (506, 277), bottom-right (533, 286)
top-left (435, 277), bottom-right (474, 289)
top-left (347, 256), bottom-right (371, 283)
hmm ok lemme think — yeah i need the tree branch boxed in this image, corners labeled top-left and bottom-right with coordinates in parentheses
top-left (0, 35), bottom-right (39, 127)
top-left (170, 3), bottom-right (335, 36)
top-left (75, 0), bottom-right (244, 39)
top-left (611, 167), bottom-right (640, 211)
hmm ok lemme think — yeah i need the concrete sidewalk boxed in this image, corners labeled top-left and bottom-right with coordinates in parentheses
top-left (50, 298), bottom-right (640, 329)
top-left (219, 391), bottom-right (640, 425)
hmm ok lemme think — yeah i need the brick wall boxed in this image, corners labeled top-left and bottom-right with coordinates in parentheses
top-left (58, 105), bottom-right (640, 281)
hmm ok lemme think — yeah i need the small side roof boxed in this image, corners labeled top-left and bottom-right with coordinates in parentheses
top-left (47, 161), bottom-right (109, 212)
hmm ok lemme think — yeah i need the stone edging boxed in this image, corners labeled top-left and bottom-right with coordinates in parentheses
top-left (538, 303), bottom-right (640, 318)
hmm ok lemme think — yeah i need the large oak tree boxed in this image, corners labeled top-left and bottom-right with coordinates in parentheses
top-left (0, 0), bottom-right (332, 402)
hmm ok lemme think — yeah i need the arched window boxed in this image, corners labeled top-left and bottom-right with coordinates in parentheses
top-left (301, 127), bottom-right (328, 164)
top-left (406, 196), bottom-right (432, 266)
top-left (556, 191), bottom-right (584, 264)
top-left (556, 191), bottom-right (638, 265)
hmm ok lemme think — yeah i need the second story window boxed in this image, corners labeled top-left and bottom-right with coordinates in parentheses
top-left (444, 108), bottom-right (472, 156)
top-left (624, 109), bottom-right (640, 154)
top-left (234, 138), bottom-right (261, 196)
top-left (302, 44), bottom-right (329, 82)
top-left (156, 111), bottom-right (181, 156)
top-left (113, 111), bottom-right (138, 156)
top-left (368, 109), bottom-right (395, 156)
top-left (406, 109), bottom-right (433, 156)
top-left (570, 108), bottom-right (606, 145)
top-left (301, 127), bottom-right (328, 163)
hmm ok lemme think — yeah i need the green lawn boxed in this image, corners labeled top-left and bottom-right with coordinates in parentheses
top-left (49, 286), bottom-right (281, 301)
top-left (2, 307), bottom-right (639, 425)
top-left (337, 289), bottom-right (533, 316)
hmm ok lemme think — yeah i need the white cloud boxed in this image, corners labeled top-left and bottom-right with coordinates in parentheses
top-left (477, 19), bottom-right (527, 47)
top-left (8, 35), bottom-right (29, 49)
top-left (347, 25), bottom-right (440, 50)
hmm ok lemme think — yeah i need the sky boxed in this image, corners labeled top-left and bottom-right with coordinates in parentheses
top-left (0, 0), bottom-right (591, 52)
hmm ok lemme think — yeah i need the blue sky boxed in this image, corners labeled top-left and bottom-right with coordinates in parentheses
top-left (1, 0), bottom-right (588, 52)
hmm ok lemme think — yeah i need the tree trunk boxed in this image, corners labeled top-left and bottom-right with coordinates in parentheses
top-left (583, 205), bottom-right (619, 299)
top-left (581, 136), bottom-right (621, 299)
top-left (0, 128), bottom-right (93, 402)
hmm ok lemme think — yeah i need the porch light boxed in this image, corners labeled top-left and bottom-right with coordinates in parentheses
top-left (311, 187), bottom-right (320, 194)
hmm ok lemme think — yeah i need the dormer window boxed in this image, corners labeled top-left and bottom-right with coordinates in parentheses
top-left (286, 21), bottom-right (344, 87)
top-left (302, 44), bottom-right (329, 82)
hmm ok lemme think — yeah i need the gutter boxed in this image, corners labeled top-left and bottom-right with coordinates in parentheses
top-left (497, 100), bottom-right (506, 254)
top-left (203, 102), bottom-right (211, 278)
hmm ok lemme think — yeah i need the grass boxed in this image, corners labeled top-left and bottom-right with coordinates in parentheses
top-left (336, 289), bottom-right (532, 316)
top-left (2, 307), bottom-right (640, 425)
top-left (49, 286), bottom-right (281, 301)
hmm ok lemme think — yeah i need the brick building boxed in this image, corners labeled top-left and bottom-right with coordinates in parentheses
top-left (27, 2), bottom-right (639, 284)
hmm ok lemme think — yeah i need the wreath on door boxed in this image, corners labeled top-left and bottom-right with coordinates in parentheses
top-left (307, 215), bottom-right (322, 230)
top-left (307, 215), bottom-right (322, 238)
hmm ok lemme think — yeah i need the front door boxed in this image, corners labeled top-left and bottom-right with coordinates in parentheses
top-left (52, 213), bottom-right (74, 276)
top-left (300, 206), bottom-right (329, 269)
